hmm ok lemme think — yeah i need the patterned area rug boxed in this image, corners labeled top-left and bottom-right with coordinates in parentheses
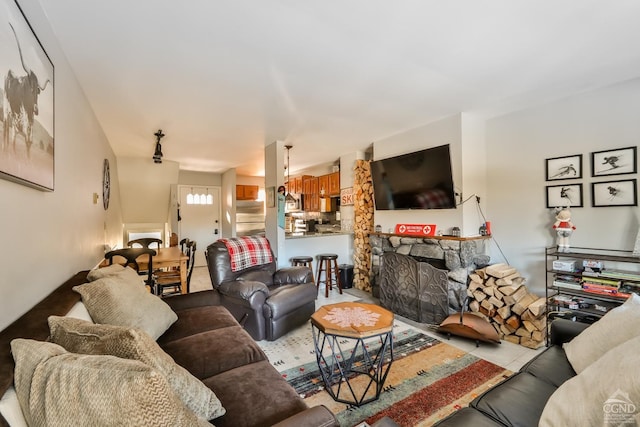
top-left (259, 319), bottom-right (512, 427)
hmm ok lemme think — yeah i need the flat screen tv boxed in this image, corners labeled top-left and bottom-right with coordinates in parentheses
top-left (370, 144), bottom-right (456, 210)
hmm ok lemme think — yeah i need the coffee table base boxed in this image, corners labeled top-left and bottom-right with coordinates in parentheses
top-left (311, 323), bottom-right (393, 406)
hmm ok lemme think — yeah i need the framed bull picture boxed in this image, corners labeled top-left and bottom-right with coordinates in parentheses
top-left (0, 0), bottom-right (54, 191)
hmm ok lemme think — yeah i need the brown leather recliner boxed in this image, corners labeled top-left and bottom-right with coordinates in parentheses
top-left (205, 239), bottom-right (317, 341)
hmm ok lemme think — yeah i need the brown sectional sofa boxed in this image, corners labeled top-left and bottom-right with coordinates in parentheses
top-left (0, 271), bottom-right (338, 427)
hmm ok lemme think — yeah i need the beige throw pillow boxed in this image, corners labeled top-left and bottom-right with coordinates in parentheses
top-left (563, 293), bottom-right (640, 373)
top-left (540, 334), bottom-right (640, 427)
top-left (48, 316), bottom-right (225, 421)
top-left (11, 339), bottom-right (210, 427)
top-left (86, 263), bottom-right (125, 281)
top-left (73, 275), bottom-right (177, 340)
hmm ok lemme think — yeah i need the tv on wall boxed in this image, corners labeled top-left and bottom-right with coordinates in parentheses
top-left (370, 144), bottom-right (456, 210)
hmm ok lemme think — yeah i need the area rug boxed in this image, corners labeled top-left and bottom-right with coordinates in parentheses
top-left (259, 320), bottom-right (512, 427)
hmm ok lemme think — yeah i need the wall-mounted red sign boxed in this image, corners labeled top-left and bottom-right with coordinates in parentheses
top-left (394, 223), bottom-right (437, 237)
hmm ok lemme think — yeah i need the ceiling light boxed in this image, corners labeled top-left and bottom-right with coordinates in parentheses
top-left (153, 129), bottom-right (165, 163)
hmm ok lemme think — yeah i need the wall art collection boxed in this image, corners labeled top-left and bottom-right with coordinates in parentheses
top-left (545, 146), bottom-right (637, 208)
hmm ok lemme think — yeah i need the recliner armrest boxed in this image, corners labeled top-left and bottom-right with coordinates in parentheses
top-left (218, 280), bottom-right (270, 301)
top-left (271, 405), bottom-right (338, 427)
top-left (549, 318), bottom-right (590, 345)
top-left (274, 266), bottom-right (313, 285)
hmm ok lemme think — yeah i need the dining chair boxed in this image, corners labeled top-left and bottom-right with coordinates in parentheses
top-left (127, 238), bottom-right (163, 249)
top-left (104, 248), bottom-right (157, 294)
top-left (155, 241), bottom-right (197, 297)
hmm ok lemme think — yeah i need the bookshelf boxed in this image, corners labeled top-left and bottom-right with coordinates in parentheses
top-left (545, 246), bottom-right (640, 341)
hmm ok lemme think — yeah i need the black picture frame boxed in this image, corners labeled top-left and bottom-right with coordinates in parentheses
top-left (546, 183), bottom-right (583, 208)
top-left (591, 179), bottom-right (637, 207)
top-left (591, 146), bottom-right (637, 177)
top-left (545, 154), bottom-right (582, 181)
top-left (0, 0), bottom-right (55, 191)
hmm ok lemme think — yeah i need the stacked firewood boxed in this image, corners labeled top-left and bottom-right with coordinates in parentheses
top-left (352, 160), bottom-right (374, 292)
top-left (467, 264), bottom-right (546, 349)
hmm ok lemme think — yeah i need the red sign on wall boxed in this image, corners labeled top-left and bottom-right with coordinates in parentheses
top-left (394, 223), bottom-right (437, 237)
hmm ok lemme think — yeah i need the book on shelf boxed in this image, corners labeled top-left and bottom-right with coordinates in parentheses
top-left (582, 282), bottom-right (630, 298)
top-left (553, 280), bottom-right (583, 291)
top-left (599, 269), bottom-right (640, 281)
top-left (580, 276), bottom-right (622, 287)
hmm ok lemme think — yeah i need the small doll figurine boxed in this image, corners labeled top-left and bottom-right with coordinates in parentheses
top-left (552, 208), bottom-right (576, 252)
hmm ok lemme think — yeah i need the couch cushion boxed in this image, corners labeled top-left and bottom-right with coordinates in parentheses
top-left (202, 360), bottom-right (308, 427)
top-left (160, 325), bottom-right (266, 379)
top-left (73, 275), bottom-right (177, 340)
top-left (11, 339), bottom-right (210, 427)
top-left (470, 372), bottom-right (557, 427)
top-left (519, 345), bottom-right (576, 387)
top-left (563, 293), bottom-right (640, 373)
top-left (48, 316), bottom-right (225, 421)
top-left (158, 305), bottom-right (239, 345)
top-left (540, 334), bottom-right (640, 427)
top-left (432, 407), bottom-right (505, 427)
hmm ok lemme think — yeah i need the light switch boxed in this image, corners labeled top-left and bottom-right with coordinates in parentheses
top-left (93, 193), bottom-right (99, 204)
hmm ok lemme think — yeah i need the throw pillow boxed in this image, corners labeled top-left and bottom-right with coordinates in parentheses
top-left (86, 263), bottom-right (125, 281)
top-left (563, 293), bottom-right (640, 373)
top-left (540, 334), bottom-right (640, 427)
top-left (73, 275), bottom-right (177, 340)
top-left (48, 316), bottom-right (225, 420)
top-left (11, 339), bottom-right (210, 427)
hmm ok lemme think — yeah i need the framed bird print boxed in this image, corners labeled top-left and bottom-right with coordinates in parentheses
top-left (591, 146), bottom-right (637, 177)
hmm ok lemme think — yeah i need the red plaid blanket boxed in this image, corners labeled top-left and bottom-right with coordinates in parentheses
top-left (220, 236), bottom-right (274, 272)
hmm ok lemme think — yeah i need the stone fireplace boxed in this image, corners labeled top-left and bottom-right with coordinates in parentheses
top-left (370, 233), bottom-right (491, 320)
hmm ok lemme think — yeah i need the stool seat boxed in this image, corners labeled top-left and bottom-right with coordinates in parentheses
top-left (316, 253), bottom-right (342, 298)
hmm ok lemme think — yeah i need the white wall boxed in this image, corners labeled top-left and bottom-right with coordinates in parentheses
top-left (486, 78), bottom-right (640, 294)
top-left (0, 2), bottom-right (122, 330)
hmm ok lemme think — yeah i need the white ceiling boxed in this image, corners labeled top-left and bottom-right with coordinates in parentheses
top-left (40, 0), bottom-right (640, 176)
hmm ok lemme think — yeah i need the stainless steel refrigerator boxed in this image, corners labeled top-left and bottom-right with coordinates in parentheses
top-left (236, 201), bottom-right (265, 237)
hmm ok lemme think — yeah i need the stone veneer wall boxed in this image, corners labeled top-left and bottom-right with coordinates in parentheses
top-left (370, 234), bottom-right (491, 312)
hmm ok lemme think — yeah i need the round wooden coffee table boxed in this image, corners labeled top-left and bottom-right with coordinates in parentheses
top-left (310, 302), bottom-right (394, 406)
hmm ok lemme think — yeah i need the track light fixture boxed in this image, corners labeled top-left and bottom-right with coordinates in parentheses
top-left (153, 129), bottom-right (165, 163)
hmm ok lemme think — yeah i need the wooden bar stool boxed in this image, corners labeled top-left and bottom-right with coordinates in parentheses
top-left (291, 256), bottom-right (314, 284)
top-left (315, 253), bottom-right (343, 298)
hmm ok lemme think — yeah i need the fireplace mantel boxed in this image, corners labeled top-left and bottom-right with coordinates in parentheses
top-left (370, 232), bottom-right (491, 242)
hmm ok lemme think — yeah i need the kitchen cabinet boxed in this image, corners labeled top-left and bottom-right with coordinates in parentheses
top-left (236, 185), bottom-right (259, 200)
top-left (328, 171), bottom-right (340, 196)
top-left (318, 174), bottom-right (329, 197)
top-left (303, 176), bottom-right (313, 195)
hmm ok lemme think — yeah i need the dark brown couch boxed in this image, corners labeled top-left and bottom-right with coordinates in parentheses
top-left (0, 271), bottom-right (338, 427)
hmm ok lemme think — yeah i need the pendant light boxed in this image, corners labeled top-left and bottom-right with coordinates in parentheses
top-left (284, 145), bottom-right (297, 204)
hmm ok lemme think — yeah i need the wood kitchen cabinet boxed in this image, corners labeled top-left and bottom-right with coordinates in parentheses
top-left (328, 171), bottom-right (340, 196)
top-left (236, 185), bottom-right (259, 200)
top-left (318, 174), bottom-right (329, 197)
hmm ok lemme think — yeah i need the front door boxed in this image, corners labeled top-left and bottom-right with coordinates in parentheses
top-left (178, 185), bottom-right (221, 267)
